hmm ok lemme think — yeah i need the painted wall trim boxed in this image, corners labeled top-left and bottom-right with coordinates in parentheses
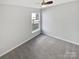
top-left (0, 31), bottom-right (40, 57)
top-left (0, 4), bottom-right (40, 9)
top-left (43, 31), bottom-right (79, 46)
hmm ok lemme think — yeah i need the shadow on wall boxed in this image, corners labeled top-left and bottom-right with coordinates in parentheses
top-left (42, 1), bottom-right (79, 44)
top-left (0, 4), bottom-right (41, 57)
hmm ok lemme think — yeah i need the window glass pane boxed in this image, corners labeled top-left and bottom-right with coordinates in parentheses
top-left (31, 12), bottom-right (40, 33)
top-left (32, 23), bottom-right (39, 31)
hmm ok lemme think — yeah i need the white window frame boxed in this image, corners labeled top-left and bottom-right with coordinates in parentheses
top-left (31, 12), bottom-right (40, 33)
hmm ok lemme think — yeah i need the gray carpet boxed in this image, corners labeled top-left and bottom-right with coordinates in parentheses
top-left (1, 34), bottom-right (79, 59)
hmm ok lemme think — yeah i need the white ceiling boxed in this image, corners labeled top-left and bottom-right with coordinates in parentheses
top-left (0, 0), bottom-right (42, 8)
top-left (0, 0), bottom-right (77, 8)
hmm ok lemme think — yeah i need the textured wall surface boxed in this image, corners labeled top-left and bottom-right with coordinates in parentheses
top-left (42, 1), bottom-right (79, 44)
top-left (0, 4), bottom-right (41, 56)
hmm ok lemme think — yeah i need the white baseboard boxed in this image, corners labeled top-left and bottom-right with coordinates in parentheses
top-left (0, 33), bottom-right (40, 57)
top-left (43, 31), bottom-right (79, 46)
top-left (0, 37), bottom-right (31, 57)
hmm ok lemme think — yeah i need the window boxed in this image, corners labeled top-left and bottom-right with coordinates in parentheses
top-left (31, 12), bottom-right (40, 33)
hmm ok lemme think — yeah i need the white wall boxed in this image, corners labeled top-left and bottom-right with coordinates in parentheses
top-left (0, 4), bottom-right (41, 57)
top-left (42, 1), bottom-right (79, 44)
